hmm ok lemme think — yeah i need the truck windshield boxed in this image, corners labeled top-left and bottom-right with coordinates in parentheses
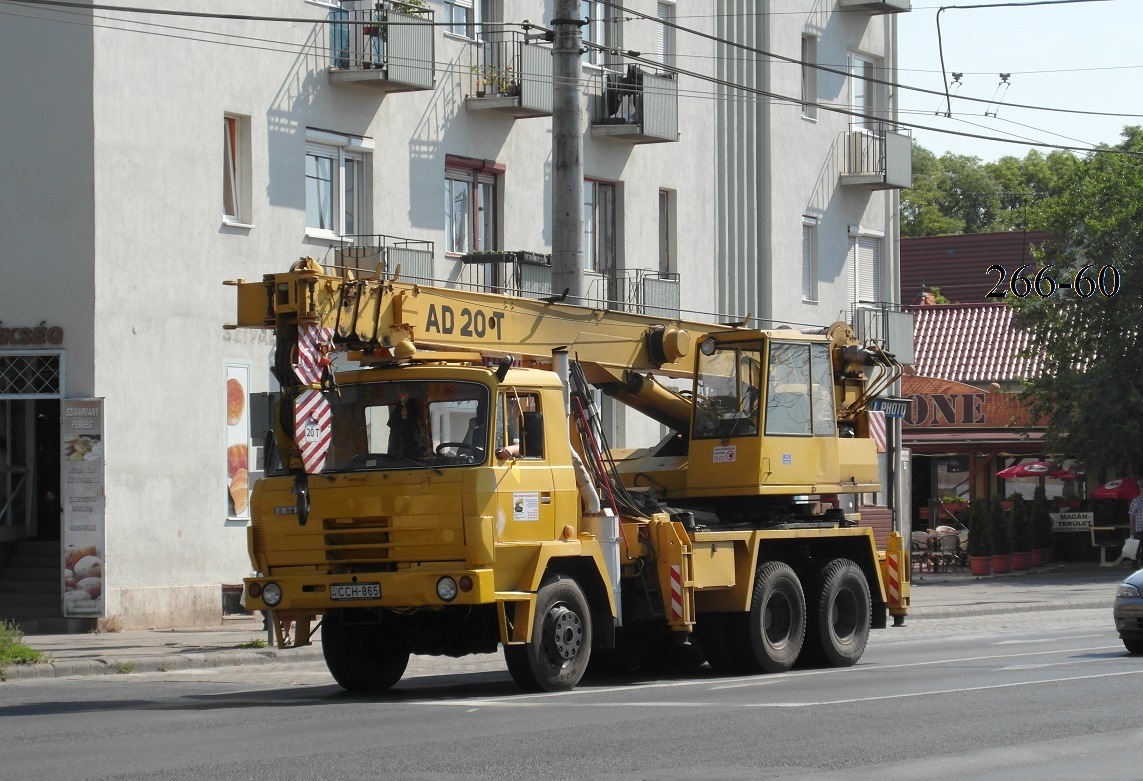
top-left (321, 380), bottom-right (490, 472)
top-left (693, 344), bottom-right (762, 439)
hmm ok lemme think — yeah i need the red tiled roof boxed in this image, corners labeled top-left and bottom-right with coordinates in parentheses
top-left (907, 302), bottom-right (1041, 383)
top-left (900, 232), bottom-right (1055, 304)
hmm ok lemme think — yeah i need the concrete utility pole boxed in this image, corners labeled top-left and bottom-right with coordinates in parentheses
top-left (550, 0), bottom-right (585, 303)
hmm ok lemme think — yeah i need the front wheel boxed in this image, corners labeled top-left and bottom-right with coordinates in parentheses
top-left (1123, 636), bottom-right (1143, 655)
top-left (321, 611), bottom-right (410, 692)
top-left (745, 561), bottom-right (806, 674)
top-left (504, 576), bottom-right (593, 691)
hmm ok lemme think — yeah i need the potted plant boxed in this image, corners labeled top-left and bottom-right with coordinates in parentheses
top-left (1010, 494), bottom-right (1033, 570)
top-left (1030, 484), bottom-right (1053, 565)
top-left (990, 494), bottom-right (1013, 574)
top-left (967, 498), bottom-right (992, 576)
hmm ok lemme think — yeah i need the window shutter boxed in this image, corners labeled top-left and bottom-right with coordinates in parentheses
top-left (801, 224), bottom-right (813, 300)
top-left (656, 3), bottom-right (670, 65)
top-left (856, 235), bottom-right (881, 303)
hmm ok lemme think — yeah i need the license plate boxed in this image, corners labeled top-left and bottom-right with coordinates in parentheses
top-left (330, 582), bottom-right (381, 600)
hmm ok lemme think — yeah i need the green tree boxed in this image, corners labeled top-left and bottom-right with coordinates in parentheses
top-left (1011, 126), bottom-right (1143, 475)
top-left (901, 144), bottom-right (964, 237)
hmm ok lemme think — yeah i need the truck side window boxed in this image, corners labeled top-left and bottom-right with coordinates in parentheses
top-left (495, 392), bottom-right (542, 459)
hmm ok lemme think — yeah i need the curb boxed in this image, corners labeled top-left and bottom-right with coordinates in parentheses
top-left (2, 645), bottom-right (324, 682)
top-left (907, 597), bottom-right (1112, 620)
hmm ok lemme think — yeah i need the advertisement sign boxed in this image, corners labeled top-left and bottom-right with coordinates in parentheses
top-left (226, 364), bottom-right (251, 520)
top-left (61, 398), bottom-right (105, 617)
top-left (1051, 511), bottom-right (1094, 532)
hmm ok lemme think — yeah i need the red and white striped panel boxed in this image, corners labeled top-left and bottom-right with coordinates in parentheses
top-left (886, 550), bottom-right (900, 607)
top-left (294, 389), bottom-right (332, 474)
top-left (669, 565), bottom-right (683, 622)
top-left (293, 324), bottom-right (333, 386)
top-left (868, 410), bottom-right (887, 453)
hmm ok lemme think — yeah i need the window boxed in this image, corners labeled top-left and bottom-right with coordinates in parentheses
top-left (658, 189), bottom-right (674, 276)
top-left (851, 233), bottom-right (882, 304)
top-left (765, 342), bottom-right (835, 437)
top-left (655, 2), bottom-right (674, 68)
top-left (849, 53), bottom-right (879, 130)
top-left (584, 180), bottom-right (616, 274)
top-left (496, 392), bottom-right (543, 459)
top-left (801, 36), bottom-right (817, 120)
top-left (694, 344), bottom-right (762, 439)
top-left (581, 0), bottom-right (618, 67)
top-left (443, 0), bottom-right (472, 36)
top-left (223, 114), bottom-right (251, 225)
top-left (802, 216), bottom-right (817, 302)
top-left (445, 157), bottom-right (499, 255)
top-left (305, 129), bottom-right (371, 239)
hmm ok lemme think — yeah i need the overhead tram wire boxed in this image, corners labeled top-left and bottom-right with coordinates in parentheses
top-left (7, 0), bottom-right (1142, 156)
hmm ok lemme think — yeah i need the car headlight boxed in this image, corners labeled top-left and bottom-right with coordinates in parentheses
top-left (436, 576), bottom-right (458, 602)
top-left (1116, 583), bottom-right (1141, 598)
top-left (262, 581), bottom-right (283, 607)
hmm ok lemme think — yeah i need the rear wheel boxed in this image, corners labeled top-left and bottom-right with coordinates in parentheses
top-left (745, 561), bottom-right (806, 673)
top-left (321, 611), bottom-right (410, 692)
top-left (1123, 636), bottom-right (1143, 655)
top-left (504, 576), bottom-right (593, 691)
top-left (801, 558), bottom-right (871, 668)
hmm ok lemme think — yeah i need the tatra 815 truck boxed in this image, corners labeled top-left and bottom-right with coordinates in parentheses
top-left (227, 258), bottom-right (908, 692)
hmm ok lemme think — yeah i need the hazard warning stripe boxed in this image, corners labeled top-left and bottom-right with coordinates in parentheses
top-left (294, 325), bottom-right (332, 386)
top-left (669, 564), bottom-right (683, 622)
top-left (886, 550), bottom-right (900, 606)
top-left (869, 409), bottom-right (887, 453)
top-left (295, 389), bottom-right (332, 474)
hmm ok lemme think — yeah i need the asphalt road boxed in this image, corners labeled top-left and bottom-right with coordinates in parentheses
top-left (3, 608), bottom-right (1141, 781)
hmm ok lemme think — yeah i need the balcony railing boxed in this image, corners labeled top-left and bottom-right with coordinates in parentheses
top-left (332, 234), bottom-right (435, 283)
top-left (838, 0), bottom-right (911, 13)
top-left (634, 271), bottom-right (681, 319)
top-left (839, 124), bottom-right (913, 190)
top-left (591, 65), bottom-right (679, 144)
top-left (851, 302), bottom-right (915, 365)
top-left (457, 251), bottom-right (553, 300)
top-left (328, 1), bottom-right (435, 92)
top-left (465, 31), bottom-right (553, 118)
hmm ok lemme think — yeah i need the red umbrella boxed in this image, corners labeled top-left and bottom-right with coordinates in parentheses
top-left (997, 461), bottom-right (1055, 479)
top-left (1048, 467), bottom-right (1085, 480)
top-left (1090, 477), bottom-right (1142, 500)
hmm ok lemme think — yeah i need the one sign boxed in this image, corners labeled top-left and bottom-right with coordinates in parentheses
top-left (872, 397), bottom-right (911, 420)
top-left (1051, 511), bottom-right (1094, 532)
top-left (61, 398), bottom-right (105, 618)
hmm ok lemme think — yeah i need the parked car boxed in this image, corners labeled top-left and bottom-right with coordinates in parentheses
top-left (1113, 567), bottom-right (1143, 654)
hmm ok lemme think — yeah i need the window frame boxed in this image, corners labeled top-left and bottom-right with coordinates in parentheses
top-left (849, 52), bottom-right (880, 131)
top-left (658, 188), bottom-right (674, 276)
top-left (304, 129), bottom-right (372, 241)
top-left (444, 156), bottom-right (502, 256)
top-left (223, 114), bottom-right (252, 227)
top-left (583, 179), bottom-right (616, 275)
top-left (655, 2), bottom-right (675, 68)
top-left (801, 35), bottom-right (818, 120)
top-left (851, 231), bottom-right (883, 305)
top-left (581, 0), bottom-right (619, 68)
top-left (801, 216), bottom-right (818, 303)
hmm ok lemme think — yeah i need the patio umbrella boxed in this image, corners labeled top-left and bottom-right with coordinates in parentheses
top-left (1090, 477), bottom-right (1142, 500)
top-left (1048, 467), bottom-right (1085, 480)
top-left (997, 461), bottom-right (1055, 479)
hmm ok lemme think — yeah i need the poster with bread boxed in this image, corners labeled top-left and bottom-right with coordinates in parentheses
top-left (61, 398), bottom-right (105, 617)
top-left (225, 365), bottom-right (251, 519)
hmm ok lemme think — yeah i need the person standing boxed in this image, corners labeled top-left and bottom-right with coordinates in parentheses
top-left (1129, 488), bottom-right (1143, 566)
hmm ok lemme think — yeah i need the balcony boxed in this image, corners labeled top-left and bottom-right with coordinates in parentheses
top-left (591, 65), bottom-right (679, 145)
top-left (332, 234), bottom-right (436, 283)
top-left (328, 1), bottom-right (435, 92)
top-left (579, 270), bottom-right (681, 317)
top-left (465, 31), bottom-right (553, 119)
top-left (839, 0), bottom-right (911, 12)
top-left (457, 251), bottom-right (553, 300)
top-left (852, 302), bottom-right (915, 365)
top-left (839, 124), bottom-right (913, 190)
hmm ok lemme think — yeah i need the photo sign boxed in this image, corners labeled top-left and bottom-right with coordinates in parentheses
top-left (1051, 511), bottom-right (1094, 532)
top-left (61, 398), bottom-right (105, 617)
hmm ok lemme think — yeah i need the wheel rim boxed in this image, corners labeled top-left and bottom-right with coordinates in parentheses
top-left (764, 591), bottom-right (794, 648)
top-left (830, 587), bottom-right (859, 641)
top-left (544, 604), bottom-right (583, 664)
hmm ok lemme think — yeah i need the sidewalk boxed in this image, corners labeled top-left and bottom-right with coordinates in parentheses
top-left (2, 561), bottom-right (1131, 682)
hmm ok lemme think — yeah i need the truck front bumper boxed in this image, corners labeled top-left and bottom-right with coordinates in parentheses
top-left (244, 567), bottom-right (496, 613)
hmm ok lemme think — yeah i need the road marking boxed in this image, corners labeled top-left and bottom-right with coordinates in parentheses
top-left (408, 669), bottom-right (1143, 709)
top-left (994, 633), bottom-right (1104, 645)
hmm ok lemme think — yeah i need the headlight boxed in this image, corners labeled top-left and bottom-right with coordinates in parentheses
top-left (262, 581), bottom-right (283, 607)
top-left (699, 337), bottom-right (717, 356)
top-left (436, 576), bottom-right (458, 602)
top-left (1116, 583), bottom-right (1141, 599)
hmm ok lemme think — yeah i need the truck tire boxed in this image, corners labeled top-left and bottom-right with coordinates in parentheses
top-left (802, 558), bottom-right (871, 668)
top-left (321, 611), bottom-right (410, 693)
top-left (744, 560), bottom-right (806, 674)
top-left (1122, 636), bottom-right (1143, 655)
top-left (504, 576), bottom-right (593, 692)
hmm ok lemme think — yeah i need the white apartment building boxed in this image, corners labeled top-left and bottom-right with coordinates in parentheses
top-left (0, 0), bottom-right (910, 631)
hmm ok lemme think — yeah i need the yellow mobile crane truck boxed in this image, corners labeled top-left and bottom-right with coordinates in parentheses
top-left (228, 258), bottom-right (909, 692)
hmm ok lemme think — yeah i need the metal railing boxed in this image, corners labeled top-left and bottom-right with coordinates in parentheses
top-left (457, 251), bottom-right (552, 299)
top-left (468, 30), bottom-right (553, 112)
top-left (332, 234), bottom-right (435, 283)
top-left (635, 271), bottom-right (681, 318)
top-left (839, 123), bottom-right (912, 187)
top-left (592, 64), bottom-right (679, 142)
top-left (329, 1), bottom-right (435, 88)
